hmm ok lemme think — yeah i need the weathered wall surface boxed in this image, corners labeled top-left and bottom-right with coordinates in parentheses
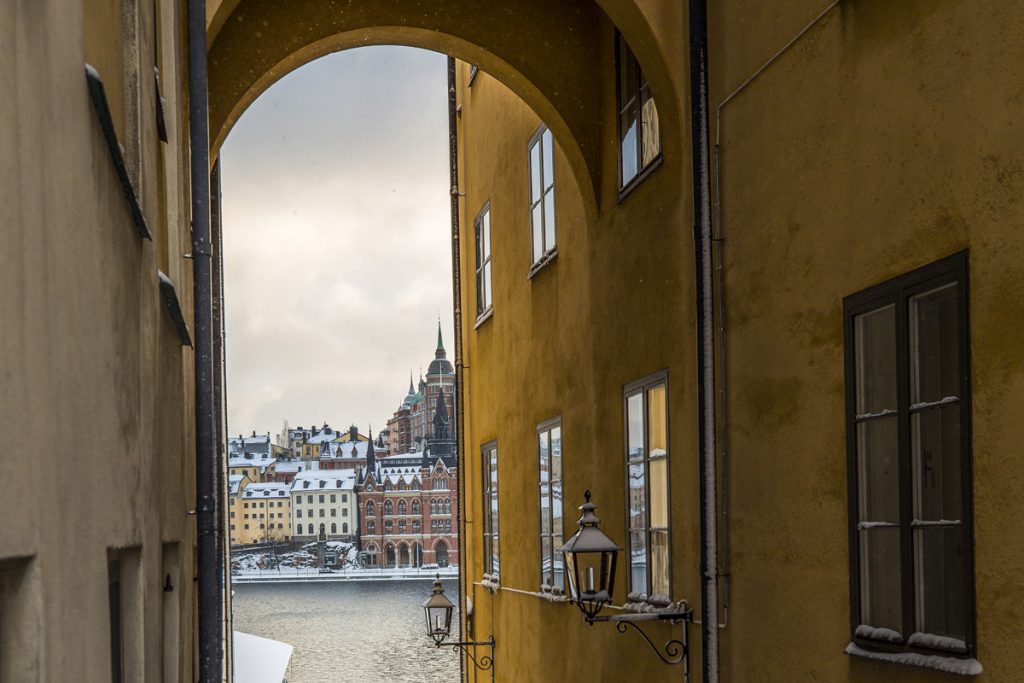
top-left (455, 33), bottom-right (697, 682)
top-left (711, 1), bottom-right (1024, 680)
top-left (0, 1), bottom-right (196, 680)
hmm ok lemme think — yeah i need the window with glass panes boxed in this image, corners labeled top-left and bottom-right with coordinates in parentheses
top-left (625, 372), bottom-right (670, 599)
top-left (528, 126), bottom-right (556, 266)
top-left (538, 418), bottom-right (563, 589)
top-left (844, 251), bottom-right (974, 656)
top-left (481, 442), bottom-right (499, 576)
top-left (616, 32), bottom-right (661, 190)
top-left (475, 204), bottom-right (493, 319)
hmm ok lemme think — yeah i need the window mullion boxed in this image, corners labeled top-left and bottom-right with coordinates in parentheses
top-left (895, 290), bottom-right (915, 639)
top-left (644, 388), bottom-right (653, 597)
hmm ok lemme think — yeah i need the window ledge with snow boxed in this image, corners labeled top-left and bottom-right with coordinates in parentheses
top-left (845, 643), bottom-right (982, 677)
top-left (473, 308), bottom-right (493, 330)
top-left (527, 248), bottom-right (558, 280)
top-left (533, 584), bottom-right (568, 603)
top-left (621, 592), bottom-right (685, 614)
top-left (480, 573), bottom-right (500, 592)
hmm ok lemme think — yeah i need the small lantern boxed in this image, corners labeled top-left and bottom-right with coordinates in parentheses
top-left (423, 574), bottom-right (454, 645)
top-left (558, 490), bottom-right (620, 622)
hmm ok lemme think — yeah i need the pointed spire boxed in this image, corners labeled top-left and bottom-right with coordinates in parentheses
top-left (408, 372), bottom-right (415, 395)
top-left (435, 320), bottom-right (446, 358)
top-left (366, 426), bottom-right (377, 472)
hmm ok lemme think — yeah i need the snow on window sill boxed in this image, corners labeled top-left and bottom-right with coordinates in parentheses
top-left (473, 308), bottom-right (493, 330)
top-left (845, 643), bottom-right (982, 677)
top-left (622, 592), bottom-right (683, 614)
top-left (480, 573), bottom-right (500, 592)
top-left (531, 584), bottom-right (568, 603)
top-left (527, 248), bottom-right (558, 280)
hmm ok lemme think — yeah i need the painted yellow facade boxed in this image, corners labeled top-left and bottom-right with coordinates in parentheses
top-left (228, 474), bottom-right (253, 546)
top-left (236, 484), bottom-right (293, 546)
top-left (449, 4), bottom-right (1024, 682)
top-left (6, 0), bottom-right (1022, 681)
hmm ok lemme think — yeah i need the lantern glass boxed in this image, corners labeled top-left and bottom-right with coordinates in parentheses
top-left (422, 576), bottom-right (454, 644)
top-left (558, 491), bottom-right (621, 622)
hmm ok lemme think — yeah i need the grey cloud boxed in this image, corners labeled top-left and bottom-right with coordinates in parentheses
top-left (221, 46), bottom-right (455, 436)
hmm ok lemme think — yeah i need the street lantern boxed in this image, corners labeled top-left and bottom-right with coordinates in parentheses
top-left (558, 490), bottom-right (621, 622)
top-left (423, 574), bottom-right (454, 645)
top-left (422, 575), bottom-right (495, 673)
top-left (560, 491), bottom-right (694, 669)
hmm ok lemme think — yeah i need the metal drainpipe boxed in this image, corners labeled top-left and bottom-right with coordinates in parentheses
top-left (447, 55), bottom-right (469, 683)
top-left (687, 1), bottom-right (720, 682)
top-left (187, 0), bottom-right (221, 680)
top-left (211, 157), bottom-right (233, 680)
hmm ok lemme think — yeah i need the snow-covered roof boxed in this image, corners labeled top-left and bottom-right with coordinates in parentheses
top-left (241, 483), bottom-right (290, 499)
top-left (376, 465), bottom-right (422, 486)
top-left (228, 455), bottom-right (275, 472)
top-left (290, 470), bottom-right (356, 493)
top-left (321, 441), bottom-right (368, 459)
top-left (274, 460), bottom-right (319, 474)
top-left (228, 433), bottom-right (272, 457)
top-left (306, 428), bottom-right (341, 445)
top-left (228, 474), bottom-right (247, 495)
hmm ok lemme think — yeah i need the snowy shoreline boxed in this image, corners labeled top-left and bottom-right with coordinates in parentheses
top-left (232, 567), bottom-right (458, 584)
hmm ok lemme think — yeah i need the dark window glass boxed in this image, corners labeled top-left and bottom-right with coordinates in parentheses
top-left (482, 442), bottom-right (499, 576)
top-left (845, 252), bottom-right (973, 656)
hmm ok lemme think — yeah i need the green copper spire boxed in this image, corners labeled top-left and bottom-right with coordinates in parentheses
top-left (436, 319), bottom-right (445, 353)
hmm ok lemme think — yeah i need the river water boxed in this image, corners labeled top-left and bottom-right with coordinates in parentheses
top-left (232, 580), bottom-right (461, 683)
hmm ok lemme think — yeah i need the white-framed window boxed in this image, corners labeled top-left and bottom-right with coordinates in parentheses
top-left (528, 126), bottom-right (556, 268)
top-left (481, 441), bottom-right (499, 577)
top-left (625, 371), bottom-right (671, 599)
top-left (475, 204), bottom-right (493, 320)
top-left (538, 418), bottom-right (563, 589)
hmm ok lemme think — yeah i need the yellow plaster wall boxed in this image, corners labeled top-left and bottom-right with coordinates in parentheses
top-left (709, 1), bottom-right (1024, 680)
top-left (455, 33), bottom-right (698, 679)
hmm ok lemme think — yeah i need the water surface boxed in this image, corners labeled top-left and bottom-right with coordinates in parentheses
top-left (232, 580), bottom-right (461, 682)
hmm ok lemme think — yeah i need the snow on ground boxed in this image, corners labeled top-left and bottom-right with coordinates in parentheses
top-left (231, 541), bottom-right (356, 572)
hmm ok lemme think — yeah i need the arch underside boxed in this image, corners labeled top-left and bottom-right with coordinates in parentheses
top-left (206, 0), bottom-right (683, 214)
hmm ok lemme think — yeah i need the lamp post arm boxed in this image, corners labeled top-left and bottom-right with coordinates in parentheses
top-left (437, 635), bottom-right (495, 675)
top-left (589, 610), bottom-right (693, 678)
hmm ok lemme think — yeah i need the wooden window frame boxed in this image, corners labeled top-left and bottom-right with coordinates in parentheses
top-left (623, 370), bottom-right (672, 601)
top-left (843, 250), bottom-right (976, 659)
top-left (615, 31), bottom-right (662, 197)
top-left (527, 125), bottom-right (557, 276)
top-left (474, 203), bottom-right (493, 324)
top-left (537, 417), bottom-right (564, 590)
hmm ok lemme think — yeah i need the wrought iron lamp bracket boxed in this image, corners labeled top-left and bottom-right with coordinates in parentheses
top-left (437, 635), bottom-right (495, 673)
top-left (590, 610), bottom-right (694, 668)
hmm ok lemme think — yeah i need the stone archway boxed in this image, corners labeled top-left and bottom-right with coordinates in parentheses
top-left (398, 543), bottom-right (410, 568)
top-left (205, 0), bottom-right (684, 218)
top-left (385, 544), bottom-right (396, 568)
top-left (434, 540), bottom-right (449, 568)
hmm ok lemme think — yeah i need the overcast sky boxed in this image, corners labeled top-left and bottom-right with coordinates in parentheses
top-left (220, 46), bottom-right (453, 439)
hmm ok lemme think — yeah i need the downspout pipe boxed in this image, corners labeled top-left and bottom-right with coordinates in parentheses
top-left (687, 2), bottom-right (720, 682)
top-left (187, 0), bottom-right (221, 680)
top-left (447, 55), bottom-right (468, 683)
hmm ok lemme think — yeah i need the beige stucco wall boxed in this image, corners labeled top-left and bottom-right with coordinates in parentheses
top-left (1, 1), bottom-right (197, 680)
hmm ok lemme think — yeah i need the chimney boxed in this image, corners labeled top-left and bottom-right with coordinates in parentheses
top-left (349, 425), bottom-right (358, 441)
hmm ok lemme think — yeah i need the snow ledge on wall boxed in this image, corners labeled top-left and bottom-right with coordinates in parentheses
top-left (845, 643), bottom-right (983, 677)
